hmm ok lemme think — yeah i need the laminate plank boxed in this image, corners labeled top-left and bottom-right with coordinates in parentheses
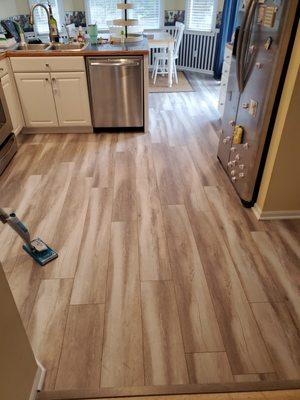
top-left (141, 280), bottom-right (189, 385)
top-left (25, 162), bottom-right (75, 246)
top-left (93, 134), bottom-right (117, 188)
top-left (70, 188), bottom-right (113, 304)
top-left (184, 194), bottom-right (274, 374)
top-left (0, 144), bottom-right (43, 206)
top-left (112, 151), bottom-right (137, 222)
top-left (251, 231), bottom-right (300, 327)
top-left (136, 144), bottom-right (171, 281)
top-left (234, 374), bottom-right (278, 383)
top-left (27, 279), bottom-right (73, 390)
top-left (152, 143), bottom-right (184, 205)
top-left (7, 255), bottom-right (43, 329)
top-left (43, 177), bottom-right (92, 279)
top-left (55, 304), bottom-right (105, 390)
top-left (263, 390), bottom-right (300, 399)
top-left (186, 353), bottom-right (234, 384)
top-left (0, 174), bottom-right (42, 275)
top-left (186, 136), bottom-right (220, 187)
top-left (252, 302), bottom-right (300, 380)
top-left (163, 205), bottom-right (224, 353)
top-left (101, 221), bottom-right (144, 388)
top-left (170, 146), bottom-right (210, 211)
top-left (205, 186), bottom-right (281, 303)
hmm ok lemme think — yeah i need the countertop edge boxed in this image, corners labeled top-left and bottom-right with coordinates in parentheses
top-left (4, 49), bottom-right (149, 58)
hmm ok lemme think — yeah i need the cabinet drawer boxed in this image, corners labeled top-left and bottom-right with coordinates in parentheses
top-left (0, 59), bottom-right (9, 78)
top-left (10, 57), bottom-right (85, 72)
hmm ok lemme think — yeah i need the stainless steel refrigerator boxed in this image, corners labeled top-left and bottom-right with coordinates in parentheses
top-left (217, 0), bottom-right (299, 207)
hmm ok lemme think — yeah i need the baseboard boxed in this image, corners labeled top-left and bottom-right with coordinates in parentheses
top-left (29, 360), bottom-right (46, 400)
top-left (252, 203), bottom-right (300, 220)
top-left (37, 380), bottom-right (300, 400)
top-left (21, 126), bottom-right (93, 135)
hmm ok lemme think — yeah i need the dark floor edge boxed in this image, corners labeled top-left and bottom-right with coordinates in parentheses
top-left (37, 380), bottom-right (300, 400)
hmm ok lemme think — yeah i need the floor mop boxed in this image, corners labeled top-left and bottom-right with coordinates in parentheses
top-left (0, 208), bottom-right (58, 266)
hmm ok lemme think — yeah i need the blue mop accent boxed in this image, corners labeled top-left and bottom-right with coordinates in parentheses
top-left (23, 239), bottom-right (58, 266)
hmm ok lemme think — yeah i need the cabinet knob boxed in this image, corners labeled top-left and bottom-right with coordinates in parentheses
top-left (45, 78), bottom-right (49, 81)
top-left (45, 63), bottom-right (50, 67)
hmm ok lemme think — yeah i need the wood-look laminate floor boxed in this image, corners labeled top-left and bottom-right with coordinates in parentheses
top-left (1, 72), bottom-right (300, 399)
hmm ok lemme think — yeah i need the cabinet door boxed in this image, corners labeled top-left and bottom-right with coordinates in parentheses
top-left (15, 72), bottom-right (58, 128)
top-left (51, 72), bottom-right (91, 127)
top-left (1, 73), bottom-right (24, 135)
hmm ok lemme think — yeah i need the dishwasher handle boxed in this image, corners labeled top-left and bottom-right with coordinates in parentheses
top-left (90, 60), bottom-right (140, 67)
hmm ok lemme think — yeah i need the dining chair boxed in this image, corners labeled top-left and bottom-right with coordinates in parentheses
top-left (152, 22), bottom-right (185, 85)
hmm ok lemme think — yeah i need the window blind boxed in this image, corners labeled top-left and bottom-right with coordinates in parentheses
top-left (185, 0), bottom-right (217, 32)
top-left (86, 0), bottom-right (120, 29)
top-left (128, 0), bottom-right (161, 29)
top-left (28, 0), bottom-right (63, 35)
top-left (85, 0), bottom-right (161, 30)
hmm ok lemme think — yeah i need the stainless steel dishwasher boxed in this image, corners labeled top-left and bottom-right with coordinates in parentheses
top-left (86, 57), bottom-right (144, 128)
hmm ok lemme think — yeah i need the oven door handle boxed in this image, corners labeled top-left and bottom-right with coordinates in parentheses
top-left (0, 137), bottom-right (15, 164)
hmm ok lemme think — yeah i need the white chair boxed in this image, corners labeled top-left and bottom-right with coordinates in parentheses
top-left (152, 22), bottom-right (185, 85)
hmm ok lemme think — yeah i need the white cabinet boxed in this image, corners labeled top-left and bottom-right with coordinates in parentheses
top-left (1, 73), bottom-right (24, 135)
top-left (50, 72), bottom-right (91, 127)
top-left (15, 73), bottom-right (58, 128)
top-left (12, 57), bottom-right (91, 129)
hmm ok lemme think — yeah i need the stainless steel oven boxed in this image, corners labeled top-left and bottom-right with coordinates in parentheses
top-left (0, 82), bottom-right (17, 175)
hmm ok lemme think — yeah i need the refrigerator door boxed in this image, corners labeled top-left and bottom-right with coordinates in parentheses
top-left (218, 0), bottom-right (298, 205)
top-left (228, 0), bottom-right (296, 203)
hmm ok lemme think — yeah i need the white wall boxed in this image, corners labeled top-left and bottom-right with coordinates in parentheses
top-left (0, 0), bottom-right (29, 19)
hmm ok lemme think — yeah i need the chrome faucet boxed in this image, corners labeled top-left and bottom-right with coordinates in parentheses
top-left (29, 3), bottom-right (54, 43)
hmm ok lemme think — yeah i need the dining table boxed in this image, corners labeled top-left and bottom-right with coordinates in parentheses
top-left (147, 31), bottom-right (175, 87)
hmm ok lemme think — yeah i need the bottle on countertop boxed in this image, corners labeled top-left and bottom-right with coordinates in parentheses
top-left (77, 26), bottom-right (85, 42)
top-left (48, 1), bottom-right (59, 42)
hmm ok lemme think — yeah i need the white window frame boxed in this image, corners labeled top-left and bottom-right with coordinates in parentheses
top-left (185, 0), bottom-right (219, 33)
top-left (84, 0), bottom-right (164, 32)
top-left (27, 0), bottom-right (65, 37)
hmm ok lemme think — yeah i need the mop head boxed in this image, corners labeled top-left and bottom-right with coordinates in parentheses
top-left (23, 238), bottom-right (58, 266)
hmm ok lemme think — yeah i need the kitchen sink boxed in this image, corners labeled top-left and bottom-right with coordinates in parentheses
top-left (15, 43), bottom-right (51, 51)
top-left (48, 42), bottom-right (89, 51)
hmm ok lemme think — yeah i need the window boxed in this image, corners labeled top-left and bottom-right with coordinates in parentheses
top-left (185, 0), bottom-right (218, 32)
top-left (128, 0), bottom-right (162, 29)
top-left (85, 0), bottom-right (162, 30)
top-left (28, 0), bottom-right (64, 35)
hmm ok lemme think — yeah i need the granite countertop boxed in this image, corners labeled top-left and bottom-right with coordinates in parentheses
top-left (2, 38), bottom-right (149, 58)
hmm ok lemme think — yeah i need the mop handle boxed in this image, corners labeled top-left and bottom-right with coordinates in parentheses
top-left (0, 208), bottom-right (33, 249)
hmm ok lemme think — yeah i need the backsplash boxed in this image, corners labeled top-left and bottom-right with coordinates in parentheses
top-left (1, 10), bottom-right (87, 34)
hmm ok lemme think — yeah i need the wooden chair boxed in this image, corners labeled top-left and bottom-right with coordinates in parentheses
top-left (152, 22), bottom-right (185, 85)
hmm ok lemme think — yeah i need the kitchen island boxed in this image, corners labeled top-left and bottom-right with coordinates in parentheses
top-left (0, 39), bottom-right (150, 134)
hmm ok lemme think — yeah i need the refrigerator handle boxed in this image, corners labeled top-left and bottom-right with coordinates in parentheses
top-left (240, 0), bottom-right (258, 91)
top-left (236, 0), bottom-right (257, 92)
